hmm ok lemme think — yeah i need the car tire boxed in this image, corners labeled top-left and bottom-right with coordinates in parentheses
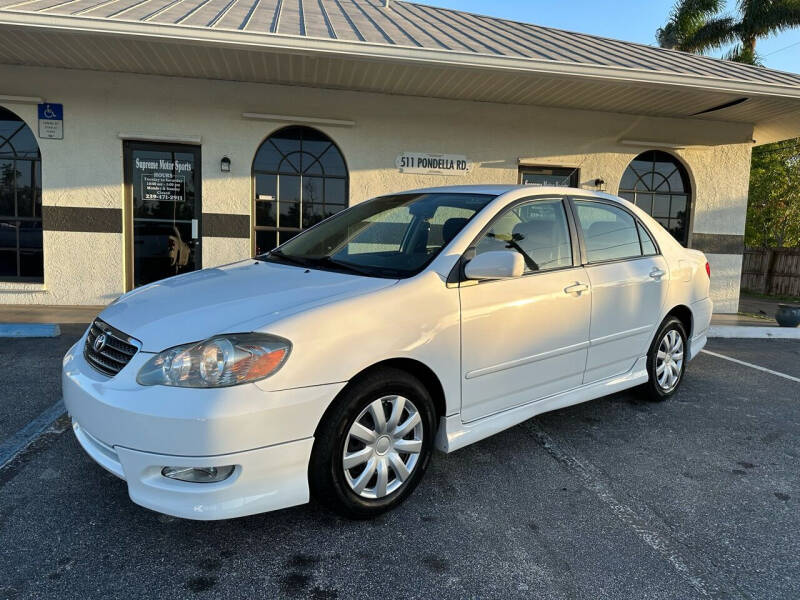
top-left (308, 367), bottom-right (436, 519)
top-left (642, 316), bottom-right (688, 402)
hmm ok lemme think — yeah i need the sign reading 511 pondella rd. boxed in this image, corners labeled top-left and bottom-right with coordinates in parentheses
top-left (396, 152), bottom-right (472, 176)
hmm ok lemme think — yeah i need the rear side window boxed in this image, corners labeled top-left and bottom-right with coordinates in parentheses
top-left (638, 222), bottom-right (658, 256)
top-left (573, 200), bottom-right (642, 263)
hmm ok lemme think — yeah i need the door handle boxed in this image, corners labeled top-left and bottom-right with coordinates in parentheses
top-left (564, 282), bottom-right (589, 295)
top-left (650, 268), bottom-right (666, 279)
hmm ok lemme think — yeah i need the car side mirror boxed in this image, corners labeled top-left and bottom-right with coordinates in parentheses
top-left (464, 250), bottom-right (524, 281)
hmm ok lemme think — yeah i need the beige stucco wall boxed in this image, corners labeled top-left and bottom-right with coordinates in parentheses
top-left (1, 65), bottom-right (751, 310)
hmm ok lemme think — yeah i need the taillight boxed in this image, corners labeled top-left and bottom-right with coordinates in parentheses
top-left (705, 262), bottom-right (711, 278)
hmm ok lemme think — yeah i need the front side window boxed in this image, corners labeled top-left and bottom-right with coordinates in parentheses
top-left (474, 197), bottom-right (573, 273)
top-left (0, 107), bottom-right (42, 281)
top-left (574, 200), bottom-right (642, 263)
top-left (263, 193), bottom-right (494, 278)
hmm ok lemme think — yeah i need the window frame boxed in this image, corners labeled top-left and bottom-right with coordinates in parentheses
top-left (617, 150), bottom-right (692, 246)
top-left (452, 194), bottom-right (583, 284)
top-left (566, 196), bottom-right (662, 267)
top-left (0, 109), bottom-right (43, 283)
top-left (250, 126), bottom-right (349, 256)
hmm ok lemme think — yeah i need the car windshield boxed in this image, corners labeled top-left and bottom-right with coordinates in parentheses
top-left (259, 193), bottom-right (495, 278)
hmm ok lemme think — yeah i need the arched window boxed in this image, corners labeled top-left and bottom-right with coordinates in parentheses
top-left (0, 107), bottom-right (43, 281)
top-left (618, 151), bottom-right (691, 246)
top-left (252, 126), bottom-right (348, 254)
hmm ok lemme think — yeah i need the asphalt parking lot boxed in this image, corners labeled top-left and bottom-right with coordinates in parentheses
top-left (0, 334), bottom-right (798, 600)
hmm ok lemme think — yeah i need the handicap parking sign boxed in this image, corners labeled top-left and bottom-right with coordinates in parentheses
top-left (37, 103), bottom-right (63, 139)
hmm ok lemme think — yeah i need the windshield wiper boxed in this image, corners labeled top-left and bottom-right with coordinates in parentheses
top-left (262, 249), bottom-right (310, 268)
top-left (305, 256), bottom-right (372, 276)
top-left (309, 256), bottom-right (403, 278)
top-left (263, 251), bottom-right (401, 278)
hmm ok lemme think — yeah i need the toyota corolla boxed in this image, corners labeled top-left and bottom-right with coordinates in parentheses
top-left (63, 185), bottom-right (712, 519)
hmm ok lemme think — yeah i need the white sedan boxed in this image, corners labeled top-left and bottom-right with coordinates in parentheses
top-left (63, 185), bottom-right (712, 519)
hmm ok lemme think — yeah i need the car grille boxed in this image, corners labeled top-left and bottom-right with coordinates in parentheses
top-left (84, 319), bottom-right (140, 377)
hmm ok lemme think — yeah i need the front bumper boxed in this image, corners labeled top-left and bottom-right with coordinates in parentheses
top-left (63, 339), bottom-right (346, 520)
top-left (72, 420), bottom-right (314, 520)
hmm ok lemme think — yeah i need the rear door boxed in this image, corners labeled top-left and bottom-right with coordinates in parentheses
top-left (459, 196), bottom-right (591, 422)
top-left (570, 198), bottom-right (669, 384)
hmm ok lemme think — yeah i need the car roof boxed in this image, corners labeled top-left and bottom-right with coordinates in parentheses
top-left (396, 184), bottom-right (622, 202)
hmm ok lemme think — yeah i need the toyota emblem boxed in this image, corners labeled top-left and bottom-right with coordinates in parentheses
top-left (93, 333), bottom-right (107, 353)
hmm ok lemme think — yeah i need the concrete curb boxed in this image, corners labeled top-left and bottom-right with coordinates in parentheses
top-left (0, 323), bottom-right (61, 338)
top-left (708, 326), bottom-right (800, 339)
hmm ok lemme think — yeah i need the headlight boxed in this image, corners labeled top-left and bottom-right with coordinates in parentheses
top-left (137, 333), bottom-right (291, 388)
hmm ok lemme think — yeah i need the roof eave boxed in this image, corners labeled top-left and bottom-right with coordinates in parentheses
top-left (2, 11), bottom-right (800, 102)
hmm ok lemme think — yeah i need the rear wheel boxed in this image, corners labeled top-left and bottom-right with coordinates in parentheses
top-left (309, 368), bottom-right (436, 519)
top-left (642, 317), bottom-right (687, 401)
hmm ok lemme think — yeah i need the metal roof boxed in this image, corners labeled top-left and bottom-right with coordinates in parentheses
top-left (1, 0), bottom-right (798, 88)
top-left (1, 0), bottom-right (799, 142)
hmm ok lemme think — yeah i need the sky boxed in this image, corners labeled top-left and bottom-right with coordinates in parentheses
top-left (409, 0), bottom-right (800, 74)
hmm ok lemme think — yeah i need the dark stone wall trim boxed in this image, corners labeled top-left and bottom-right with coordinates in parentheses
top-left (41, 209), bottom-right (251, 238)
top-left (203, 213), bottom-right (250, 238)
top-left (691, 233), bottom-right (745, 255)
top-left (42, 206), bottom-right (122, 233)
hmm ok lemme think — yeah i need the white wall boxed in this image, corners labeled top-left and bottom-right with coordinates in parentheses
top-left (0, 65), bottom-right (751, 310)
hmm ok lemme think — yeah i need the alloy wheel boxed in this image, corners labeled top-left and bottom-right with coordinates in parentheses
top-left (342, 395), bottom-right (424, 499)
top-left (656, 329), bottom-right (684, 391)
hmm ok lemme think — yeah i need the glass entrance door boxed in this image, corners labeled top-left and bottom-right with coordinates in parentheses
top-left (124, 141), bottom-right (201, 289)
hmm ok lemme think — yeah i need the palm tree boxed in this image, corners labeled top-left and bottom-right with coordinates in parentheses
top-left (657, 0), bottom-right (800, 64)
top-left (657, 0), bottom-right (724, 51)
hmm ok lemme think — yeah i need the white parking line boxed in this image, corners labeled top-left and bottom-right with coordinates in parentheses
top-left (0, 400), bottom-right (65, 469)
top-left (700, 350), bottom-right (800, 384)
top-left (526, 421), bottom-right (739, 598)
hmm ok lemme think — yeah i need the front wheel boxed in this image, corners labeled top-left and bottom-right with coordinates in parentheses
top-left (309, 368), bottom-right (436, 519)
top-left (642, 317), bottom-right (687, 401)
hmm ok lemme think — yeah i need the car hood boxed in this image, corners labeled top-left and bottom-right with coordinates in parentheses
top-left (99, 260), bottom-right (398, 351)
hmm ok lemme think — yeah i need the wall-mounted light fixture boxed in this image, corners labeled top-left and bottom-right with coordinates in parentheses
top-left (594, 178), bottom-right (606, 191)
top-left (220, 156), bottom-right (231, 173)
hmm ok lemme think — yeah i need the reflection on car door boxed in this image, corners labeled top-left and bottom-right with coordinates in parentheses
top-left (571, 199), bottom-right (669, 384)
top-left (459, 197), bottom-right (591, 422)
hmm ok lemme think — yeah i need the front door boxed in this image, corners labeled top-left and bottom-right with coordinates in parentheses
top-left (124, 141), bottom-right (202, 289)
top-left (459, 197), bottom-right (591, 422)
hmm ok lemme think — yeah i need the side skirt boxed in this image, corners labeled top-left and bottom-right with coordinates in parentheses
top-left (435, 356), bottom-right (649, 453)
